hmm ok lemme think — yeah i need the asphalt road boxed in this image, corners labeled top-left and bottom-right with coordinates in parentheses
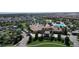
top-left (14, 31), bottom-right (29, 47)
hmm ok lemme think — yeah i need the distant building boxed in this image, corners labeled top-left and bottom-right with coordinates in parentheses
top-left (29, 22), bottom-right (65, 34)
top-left (52, 21), bottom-right (66, 28)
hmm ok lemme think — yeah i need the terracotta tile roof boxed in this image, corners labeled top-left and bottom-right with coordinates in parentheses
top-left (30, 23), bottom-right (44, 32)
top-left (30, 23), bottom-right (63, 32)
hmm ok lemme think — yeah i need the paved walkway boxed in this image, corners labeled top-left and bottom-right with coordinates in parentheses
top-left (69, 35), bottom-right (79, 47)
top-left (14, 31), bottom-right (29, 47)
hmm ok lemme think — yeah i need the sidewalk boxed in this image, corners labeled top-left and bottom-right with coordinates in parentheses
top-left (70, 35), bottom-right (79, 47)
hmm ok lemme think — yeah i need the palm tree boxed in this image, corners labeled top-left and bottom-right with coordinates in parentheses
top-left (64, 35), bottom-right (70, 46)
top-left (50, 31), bottom-right (54, 41)
top-left (64, 27), bottom-right (68, 35)
top-left (34, 32), bottom-right (38, 41)
top-left (77, 34), bottom-right (79, 39)
top-left (57, 34), bottom-right (61, 41)
top-left (38, 28), bottom-right (44, 41)
top-left (27, 34), bottom-right (32, 44)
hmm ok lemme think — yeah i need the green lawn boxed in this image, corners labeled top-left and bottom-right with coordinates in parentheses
top-left (27, 40), bottom-right (67, 47)
top-left (28, 43), bottom-right (65, 47)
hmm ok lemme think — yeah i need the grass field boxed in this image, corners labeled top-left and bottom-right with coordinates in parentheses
top-left (27, 40), bottom-right (68, 47)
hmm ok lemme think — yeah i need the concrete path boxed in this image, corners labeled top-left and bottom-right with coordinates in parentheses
top-left (69, 35), bottom-right (79, 47)
top-left (14, 31), bottom-right (29, 47)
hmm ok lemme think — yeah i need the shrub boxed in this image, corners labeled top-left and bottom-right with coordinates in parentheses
top-left (39, 37), bottom-right (43, 41)
top-left (34, 33), bottom-right (38, 41)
